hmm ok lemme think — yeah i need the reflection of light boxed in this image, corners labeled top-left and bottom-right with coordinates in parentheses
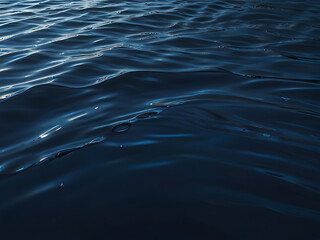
top-left (68, 113), bottom-right (88, 121)
top-left (0, 24), bottom-right (55, 42)
top-left (0, 93), bottom-right (11, 100)
top-left (39, 133), bottom-right (49, 139)
top-left (0, 68), bottom-right (8, 72)
top-left (34, 61), bottom-right (65, 73)
top-left (0, 35), bottom-right (15, 41)
top-left (39, 156), bottom-right (48, 162)
top-left (95, 107), bottom-right (99, 110)
top-left (0, 76), bottom-right (54, 91)
top-left (39, 125), bottom-right (62, 139)
top-left (16, 167), bottom-right (24, 172)
top-left (1, 89), bottom-right (36, 101)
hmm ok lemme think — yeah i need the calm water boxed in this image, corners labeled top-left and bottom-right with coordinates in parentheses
top-left (1, 0), bottom-right (320, 239)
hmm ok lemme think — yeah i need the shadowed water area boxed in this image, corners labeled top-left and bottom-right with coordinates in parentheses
top-left (0, 0), bottom-right (320, 239)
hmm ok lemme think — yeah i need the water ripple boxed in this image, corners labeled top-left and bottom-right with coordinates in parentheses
top-left (1, 0), bottom-right (320, 238)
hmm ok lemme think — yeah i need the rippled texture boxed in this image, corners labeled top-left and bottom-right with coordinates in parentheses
top-left (0, 0), bottom-right (320, 239)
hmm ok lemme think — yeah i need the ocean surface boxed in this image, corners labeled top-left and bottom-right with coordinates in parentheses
top-left (0, 0), bottom-right (320, 239)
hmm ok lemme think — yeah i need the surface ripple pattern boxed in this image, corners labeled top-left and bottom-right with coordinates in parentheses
top-left (0, 0), bottom-right (320, 239)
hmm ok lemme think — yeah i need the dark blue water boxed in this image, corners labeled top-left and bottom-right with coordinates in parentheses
top-left (1, 0), bottom-right (320, 239)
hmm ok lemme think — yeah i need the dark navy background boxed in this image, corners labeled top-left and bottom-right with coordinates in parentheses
top-left (0, 0), bottom-right (320, 239)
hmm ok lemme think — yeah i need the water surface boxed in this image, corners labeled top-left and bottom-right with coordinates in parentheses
top-left (0, 0), bottom-right (320, 239)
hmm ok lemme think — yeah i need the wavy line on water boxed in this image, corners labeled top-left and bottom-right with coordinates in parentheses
top-left (3, 87), bottom-right (319, 177)
top-left (0, 108), bottom-right (163, 177)
top-left (1, 69), bottom-right (320, 104)
top-left (216, 68), bottom-right (320, 84)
